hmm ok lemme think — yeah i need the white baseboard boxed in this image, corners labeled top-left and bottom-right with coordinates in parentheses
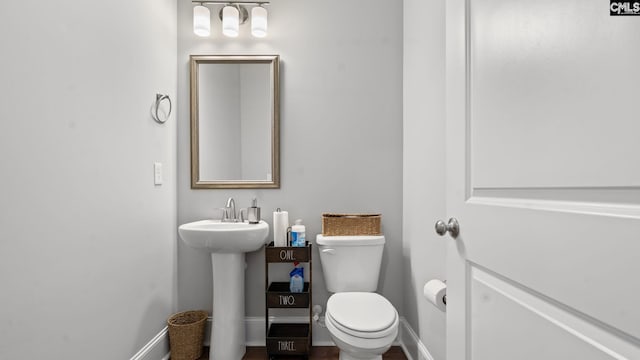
top-left (132, 316), bottom-right (434, 360)
top-left (398, 318), bottom-right (435, 360)
top-left (129, 326), bottom-right (170, 360)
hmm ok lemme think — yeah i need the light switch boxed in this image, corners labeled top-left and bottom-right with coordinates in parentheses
top-left (154, 162), bottom-right (163, 185)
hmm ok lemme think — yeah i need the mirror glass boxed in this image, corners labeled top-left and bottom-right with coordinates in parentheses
top-left (190, 55), bottom-right (280, 188)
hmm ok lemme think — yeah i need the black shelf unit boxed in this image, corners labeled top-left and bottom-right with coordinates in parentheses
top-left (264, 242), bottom-right (312, 359)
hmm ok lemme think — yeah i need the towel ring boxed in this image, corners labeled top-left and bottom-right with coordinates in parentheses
top-left (152, 93), bottom-right (172, 124)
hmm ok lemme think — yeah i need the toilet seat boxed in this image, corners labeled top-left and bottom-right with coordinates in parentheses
top-left (326, 292), bottom-right (398, 339)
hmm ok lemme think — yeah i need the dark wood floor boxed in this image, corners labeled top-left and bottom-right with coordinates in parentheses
top-left (194, 346), bottom-right (408, 359)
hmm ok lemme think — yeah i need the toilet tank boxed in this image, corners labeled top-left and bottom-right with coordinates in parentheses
top-left (316, 235), bottom-right (385, 292)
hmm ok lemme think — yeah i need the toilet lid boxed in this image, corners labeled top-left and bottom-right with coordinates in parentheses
top-left (326, 292), bottom-right (397, 337)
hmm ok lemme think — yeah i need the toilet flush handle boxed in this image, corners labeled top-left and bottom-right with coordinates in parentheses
top-left (322, 248), bottom-right (336, 255)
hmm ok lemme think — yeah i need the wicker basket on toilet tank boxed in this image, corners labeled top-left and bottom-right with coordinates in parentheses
top-left (321, 213), bottom-right (381, 236)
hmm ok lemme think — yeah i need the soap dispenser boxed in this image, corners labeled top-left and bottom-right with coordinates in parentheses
top-left (247, 198), bottom-right (261, 224)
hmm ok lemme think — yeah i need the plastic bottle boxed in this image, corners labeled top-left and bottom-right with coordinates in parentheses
top-left (289, 262), bottom-right (304, 293)
top-left (291, 219), bottom-right (306, 247)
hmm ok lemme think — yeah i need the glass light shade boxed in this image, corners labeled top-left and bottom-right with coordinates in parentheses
top-left (251, 6), bottom-right (268, 38)
top-left (222, 6), bottom-right (240, 37)
top-left (193, 5), bottom-right (211, 37)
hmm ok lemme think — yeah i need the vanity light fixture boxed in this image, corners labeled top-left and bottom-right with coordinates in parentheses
top-left (222, 5), bottom-right (242, 37)
top-left (193, 5), bottom-right (211, 37)
top-left (192, 1), bottom-right (270, 38)
top-left (251, 5), bottom-right (268, 38)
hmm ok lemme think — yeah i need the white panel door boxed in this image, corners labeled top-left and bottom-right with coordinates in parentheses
top-left (445, 1), bottom-right (640, 359)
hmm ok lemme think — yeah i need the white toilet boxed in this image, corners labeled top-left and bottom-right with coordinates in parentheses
top-left (316, 235), bottom-right (399, 360)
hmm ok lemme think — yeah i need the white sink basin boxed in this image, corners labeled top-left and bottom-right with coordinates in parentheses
top-left (178, 219), bottom-right (269, 253)
top-left (177, 218), bottom-right (269, 360)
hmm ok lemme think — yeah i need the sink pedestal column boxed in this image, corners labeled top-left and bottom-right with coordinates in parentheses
top-left (210, 252), bottom-right (246, 360)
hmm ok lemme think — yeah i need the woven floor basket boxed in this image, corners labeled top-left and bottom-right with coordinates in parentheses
top-left (167, 310), bottom-right (208, 360)
top-left (322, 213), bottom-right (382, 236)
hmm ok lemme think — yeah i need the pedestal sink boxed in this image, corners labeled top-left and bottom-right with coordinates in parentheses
top-left (178, 219), bottom-right (269, 360)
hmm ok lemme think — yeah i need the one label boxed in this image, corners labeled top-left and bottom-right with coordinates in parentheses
top-left (279, 250), bottom-right (296, 261)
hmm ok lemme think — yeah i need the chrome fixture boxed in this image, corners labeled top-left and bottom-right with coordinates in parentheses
top-left (151, 93), bottom-right (171, 124)
top-left (192, 1), bottom-right (270, 38)
top-left (222, 197), bottom-right (238, 222)
top-left (435, 218), bottom-right (460, 238)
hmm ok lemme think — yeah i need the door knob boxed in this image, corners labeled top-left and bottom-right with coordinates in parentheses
top-left (435, 218), bottom-right (460, 238)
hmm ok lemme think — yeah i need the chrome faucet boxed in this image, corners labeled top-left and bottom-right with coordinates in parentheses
top-left (221, 197), bottom-right (237, 222)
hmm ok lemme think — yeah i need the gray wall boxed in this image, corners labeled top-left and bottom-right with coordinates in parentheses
top-left (0, 0), bottom-right (451, 357)
top-left (0, 1), bottom-right (177, 359)
top-left (403, 0), bottom-right (447, 359)
top-left (199, 64), bottom-right (242, 179)
top-left (240, 64), bottom-right (271, 180)
top-left (177, 0), bottom-right (403, 327)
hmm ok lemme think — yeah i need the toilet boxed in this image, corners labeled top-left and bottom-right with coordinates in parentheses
top-left (316, 235), bottom-right (399, 360)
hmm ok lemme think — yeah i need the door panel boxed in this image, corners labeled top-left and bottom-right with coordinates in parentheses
top-left (470, 0), bottom-right (640, 189)
top-left (465, 202), bottom-right (640, 339)
top-left (471, 267), bottom-right (640, 360)
top-left (446, 0), bottom-right (640, 359)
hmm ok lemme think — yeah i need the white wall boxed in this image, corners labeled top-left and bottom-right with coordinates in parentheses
top-left (0, 1), bottom-right (177, 359)
top-left (177, 0), bottom-right (403, 331)
top-left (403, 0), bottom-right (447, 359)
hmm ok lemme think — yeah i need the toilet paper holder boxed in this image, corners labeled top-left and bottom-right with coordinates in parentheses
top-left (442, 280), bottom-right (447, 306)
top-left (424, 279), bottom-right (447, 311)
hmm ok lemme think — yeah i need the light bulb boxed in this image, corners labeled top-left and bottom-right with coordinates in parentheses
top-left (193, 5), bottom-right (211, 37)
top-left (222, 6), bottom-right (240, 37)
top-left (251, 6), bottom-right (268, 38)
